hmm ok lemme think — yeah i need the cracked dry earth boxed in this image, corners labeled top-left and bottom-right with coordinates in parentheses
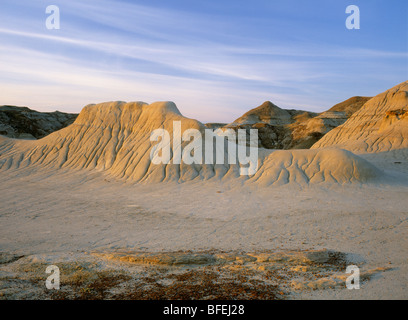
top-left (0, 249), bottom-right (391, 300)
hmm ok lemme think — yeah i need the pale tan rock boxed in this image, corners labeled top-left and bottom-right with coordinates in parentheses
top-left (312, 81), bottom-right (408, 153)
top-left (0, 100), bottom-right (381, 185)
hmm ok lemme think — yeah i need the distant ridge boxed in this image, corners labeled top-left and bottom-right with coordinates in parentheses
top-left (312, 81), bottom-right (408, 153)
top-left (221, 96), bottom-right (368, 150)
top-left (229, 101), bottom-right (293, 126)
top-left (0, 105), bottom-right (78, 139)
top-left (327, 96), bottom-right (372, 117)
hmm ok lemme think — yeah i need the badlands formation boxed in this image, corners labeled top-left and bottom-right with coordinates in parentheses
top-left (0, 105), bottom-right (77, 139)
top-left (222, 96), bottom-right (370, 150)
top-left (2, 95), bottom-right (369, 151)
top-left (0, 100), bottom-right (379, 185)
top-left (0, 81), bottom-right (407, 300)
top-left (313, 81), bottom-right (408, 153)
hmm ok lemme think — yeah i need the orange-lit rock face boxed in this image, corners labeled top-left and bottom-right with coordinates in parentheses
top-left (312, 81), bottom-right (408, 153)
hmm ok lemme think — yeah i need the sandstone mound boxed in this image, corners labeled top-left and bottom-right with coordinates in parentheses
top-left (0, 101), bottom-right (212, 183)
top-left (228, 101), bottom-right (293, 126)
top-left (286, 112), bottom-right (342, 149)
top-left (312, 81), bottom-right (408, 153)
top-left (287, 97), bottom-right (369, 148)
top-left (222, 97), bottom-right (367, 150)
top-left (0, 101), bottom-right (381, 185)
top-left (249, 148), bottom-right (379, 186)
top-left (326, 96), bottom-right (371, 117)
top-left (223, 101), bottom-right (318, 149)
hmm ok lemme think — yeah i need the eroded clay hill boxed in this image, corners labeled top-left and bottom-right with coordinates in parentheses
top-left (222, 97), bottom-right (369, 150)
top-left (0, 101), bottom-right (380, 185)
top-left (312, 81), bottom-right (408, 153)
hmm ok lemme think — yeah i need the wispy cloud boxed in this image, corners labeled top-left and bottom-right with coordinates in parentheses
top-left (0, 0), bottom-right (406, 122)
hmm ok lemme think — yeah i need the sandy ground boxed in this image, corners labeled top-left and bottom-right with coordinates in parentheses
top-left (0, 151), bottom-right (407, 299)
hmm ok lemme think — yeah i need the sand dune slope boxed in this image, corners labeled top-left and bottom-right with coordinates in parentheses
top-left (312, 81), bottom-right (408, 153)
top-left (0, 101), bottom-right (381, 185)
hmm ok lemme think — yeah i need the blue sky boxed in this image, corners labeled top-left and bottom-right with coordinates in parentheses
top-left (0, 0), bottom-right (407, 122)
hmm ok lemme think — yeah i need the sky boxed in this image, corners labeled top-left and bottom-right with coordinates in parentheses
top-left (0, 0), bottom-right (407, 123)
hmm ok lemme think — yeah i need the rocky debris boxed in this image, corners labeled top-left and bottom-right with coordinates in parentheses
top-left (379, 108), bottom-right (408, 132)
top-left (0, 105), bottom-right (78, 139)
top-left (0, 253), bottom-right (24, 265)
top-left (0, 249), bottom-right (391, 300)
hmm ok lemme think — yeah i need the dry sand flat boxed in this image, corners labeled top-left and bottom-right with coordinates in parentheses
top-left (0, 81), bottom-right (408, 299)
top-left (0, 169), bottom-right (407, 299)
